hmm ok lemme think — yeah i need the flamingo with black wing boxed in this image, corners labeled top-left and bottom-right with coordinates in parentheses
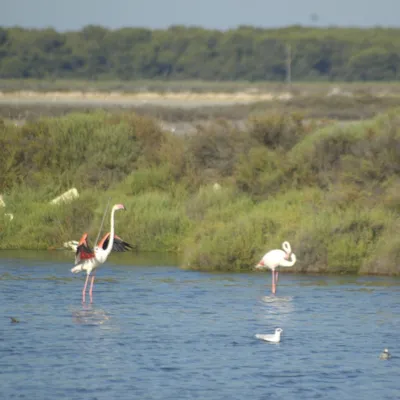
top-left (71, 203), bottom-right (132, 303)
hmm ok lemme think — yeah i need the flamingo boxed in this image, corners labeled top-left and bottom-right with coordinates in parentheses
top-left (71, 203), bottom-right (131, 303)
top-left (255, 241), bottom-right (297, 294)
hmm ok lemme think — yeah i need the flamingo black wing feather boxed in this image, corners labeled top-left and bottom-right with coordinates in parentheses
top-left (74, 233), bottom-right (95, 264)
top-left (98, 232), bottom-right (133, 252)
top-left (112, 235), bottom-right (134, 252)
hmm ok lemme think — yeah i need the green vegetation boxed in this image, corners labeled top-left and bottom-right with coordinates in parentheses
top-left (1, 25), bottom-right (400, 81)
top-left (0, 108), bottom-right (399, 275)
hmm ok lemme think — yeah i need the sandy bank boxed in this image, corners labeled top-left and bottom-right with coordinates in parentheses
top-left (0, 90), bottom-right (293, 107)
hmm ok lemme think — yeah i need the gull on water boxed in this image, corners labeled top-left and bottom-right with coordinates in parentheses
top-left (255, 328), bottom-right (283, 343)
top-left (379, 348), bottom-right (391, 360)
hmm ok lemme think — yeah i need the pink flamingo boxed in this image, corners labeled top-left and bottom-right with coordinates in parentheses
top-left (71, 203), bottom-right (131, 303)
top-left (255, 241), bottom-right (297, 294)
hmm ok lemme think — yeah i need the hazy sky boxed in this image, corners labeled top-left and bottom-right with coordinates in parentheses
top-left (2, 0), bottom-right (399, 31)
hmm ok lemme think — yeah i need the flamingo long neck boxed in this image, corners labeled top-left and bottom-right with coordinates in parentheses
top-left (282, 241), bottom-right (291, 255)
top-left (280, 253), bottom-right (297, 267)
top-left (104, 207), bottom-right (117, 256)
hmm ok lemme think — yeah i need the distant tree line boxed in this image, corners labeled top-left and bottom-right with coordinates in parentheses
top-left (0, 25), bottom-right (399, 81)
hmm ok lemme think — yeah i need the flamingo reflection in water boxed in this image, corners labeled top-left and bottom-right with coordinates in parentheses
top-left (72, 305), bottom-right (111, 326)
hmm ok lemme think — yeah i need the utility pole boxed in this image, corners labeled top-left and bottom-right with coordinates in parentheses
top-left (286, 44), bottom-right (292, 90)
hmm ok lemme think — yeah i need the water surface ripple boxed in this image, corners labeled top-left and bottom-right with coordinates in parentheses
top-left (0, 253), bottom-right (399, 399)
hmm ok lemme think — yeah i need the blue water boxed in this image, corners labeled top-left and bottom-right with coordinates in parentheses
top-left (0, 251), bottom-right (399, 400)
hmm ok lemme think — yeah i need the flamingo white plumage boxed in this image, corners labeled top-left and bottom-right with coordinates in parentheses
top-left (71, 203), bottom-right (131, 303)
top-left (255, 241), bottom-right (297, 294)
top-left (255, 328), bottom-right (283, 343)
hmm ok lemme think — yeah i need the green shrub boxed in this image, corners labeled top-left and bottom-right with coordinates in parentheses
top-left (181, 188), bottom-right (321, 271)
top-left (234, 146), bottom-right (285, 197)
top-left (294, 206), bottom-right (390, 274)
top-left (360, 228), bottom-right (400, 276)
top-left (182, 210), bottom-right (277, 272)
top-left (116, 191), bottom-right (192, 252)
top-left (248, 112), bottom-right (306, 150)
top-left (1, 108), bottom-right (400, 275)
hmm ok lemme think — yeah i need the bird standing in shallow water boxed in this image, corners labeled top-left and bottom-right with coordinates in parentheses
top-left (255, 241), bottom-right (297, 294)
top-left (379, 348), bottom-right (391, 360)
top-left (71, 203), bottom-right (132, 304)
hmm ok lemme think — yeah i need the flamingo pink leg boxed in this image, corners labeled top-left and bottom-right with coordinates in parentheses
top-left (271, 270), bottom-right (276, 294)
top-left (82, 274), bottom-right (90, 304)
top-left (89, 274), bottom-right (96, 304)
top-left (275, 271), bottom-right (279, 284)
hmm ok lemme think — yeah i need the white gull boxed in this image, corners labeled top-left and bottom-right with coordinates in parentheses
top-left (255, 328), bottom-right (283, 343)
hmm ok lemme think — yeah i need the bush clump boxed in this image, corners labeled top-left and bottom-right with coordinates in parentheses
top-left (1, 108), bottom-right (400, 275)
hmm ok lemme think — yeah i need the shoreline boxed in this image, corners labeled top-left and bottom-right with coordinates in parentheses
top-left (0, 249), bottom-right (399, 277)
top-left (0, 90), bottom-right (294, 108)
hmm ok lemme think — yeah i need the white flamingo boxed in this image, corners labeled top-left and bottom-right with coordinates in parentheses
top-left (255, 241), bottom-right (297, 294)
top-left (71, 203), bottom-right (130, 303)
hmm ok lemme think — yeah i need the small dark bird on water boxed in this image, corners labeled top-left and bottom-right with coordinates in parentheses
top-left (9, 317), bottom-right (20, 323)
top-left (379, 348), bottom-right (391, 360)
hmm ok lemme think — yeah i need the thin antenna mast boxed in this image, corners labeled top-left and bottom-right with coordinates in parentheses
top-left (95, 197), bottom-right (111, 246)
top-left (286, 44), bottom-right (292, 89)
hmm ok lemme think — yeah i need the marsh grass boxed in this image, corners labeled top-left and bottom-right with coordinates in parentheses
top-left (118, 191), bottom-right (192, 252)
top-left (1, 107), bottom-right (399, 274)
